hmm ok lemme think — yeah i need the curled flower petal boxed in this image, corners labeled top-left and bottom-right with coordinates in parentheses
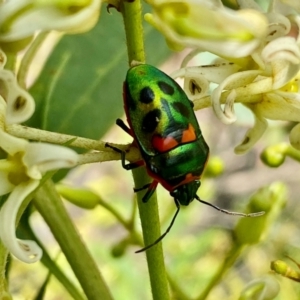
top-left (183, 74), bottom-right (209, 101)
top-left (258, 92), bottom-right (300, 121)
top-left (265, 13), bottom-right (291, 41)
top-left (172, 61), bottom-right (242, 103)
top-left (23, 143), bottom-right (79, 178)
top-left (0, 180), bottom-right (42, 263)
top-left (234, 111), bottom-right (268, 154)
top-left (0, 68), bottom-right (35, 124)
top-left (223, 89), bottom-right (237, 122)
top-left (262, 37), bottom-right (300, 64)
top-left (173, 61), bottom-right (242, 84)
top-left (0, 127), bottom-right (28, 155)
top-left (211, 70), bottom-right (262, 124)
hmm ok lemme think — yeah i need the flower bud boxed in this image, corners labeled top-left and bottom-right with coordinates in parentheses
top-left (233, 182), bottom-right (287, 245)
top-left (239, 276), bottom-right (280, 300)
top-left (56, 184), bottom-right (100, 209)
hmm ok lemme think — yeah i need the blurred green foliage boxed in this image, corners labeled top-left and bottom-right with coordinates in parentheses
top-left (8, 2), bottom-right (300, 300)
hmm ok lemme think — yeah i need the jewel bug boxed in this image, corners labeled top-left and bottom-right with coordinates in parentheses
top-left (106, 64), bottom-right (263, 252)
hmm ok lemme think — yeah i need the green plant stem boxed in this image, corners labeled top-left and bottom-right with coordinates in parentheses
top-left (33, 180), bottom-right (113, 300)
top-left (121, 0), bottom-right (170, 298)
top-left (4, 53), bottom-right (17, 72)
top-left (285, 144), bottom-right (300, 162)
top-left (7, 124), bottom-right (131, 152)
top-left (98, 198), bottom-right (131, 230)
top-left (196, 244), bottom-right (244, 300)
top-left (0, 242), bottom-right (9, 299)
top-left (133, 168), bottom-right (170, 300)
top-left (7, 124), bottom-right (141, 164)
top-left (18, 217), bottom-right (85, 300)
top-left (121, 0), bottom-right (145, 64)
top-left (167, 272), bottom-right (190, 300)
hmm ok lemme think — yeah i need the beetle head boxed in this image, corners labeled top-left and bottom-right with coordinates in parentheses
top-left (170, 180), bottom-right (201, 206)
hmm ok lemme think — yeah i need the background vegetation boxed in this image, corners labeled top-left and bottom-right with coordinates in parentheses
top-left (2, 0), bottom-right (300, 299)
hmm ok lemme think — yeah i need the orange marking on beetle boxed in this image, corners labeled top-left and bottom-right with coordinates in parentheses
top-left (152, 124), bottom-right (197, 153)
top-left (181, 124), bottom-right (196, 143)
top-left (152, 135), bottom-right (179, 153)
top-left (177, 173), bottom-right (200, 187)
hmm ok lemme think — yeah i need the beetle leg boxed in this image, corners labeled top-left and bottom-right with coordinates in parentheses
top-left (135, 198), bottom-right (180, 253)
top-left (140, 181), bottom-right (158, 203)
top-left (134, 183), bottom-right (151, 192)
top-left (116, 119), bottom-right (133, 136)
top-left (105, 143), bottom-right (144, 170)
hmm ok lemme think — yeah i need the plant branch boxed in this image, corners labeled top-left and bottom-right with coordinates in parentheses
top-left (33, 180), bottom-right (113, 300)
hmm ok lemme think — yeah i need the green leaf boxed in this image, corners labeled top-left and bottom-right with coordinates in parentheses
top-left (28, 8), bottom-right (172, 140)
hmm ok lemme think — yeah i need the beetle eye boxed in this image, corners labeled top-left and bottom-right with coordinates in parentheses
top-left (170, 189), bottom-right (178, 198)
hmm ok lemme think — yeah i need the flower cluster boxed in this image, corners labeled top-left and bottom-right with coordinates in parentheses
top-left (0, 0), bottom-right (102, 50)
top-left (0, 0), bottom-right (103, 263)
top-left (147, 0), bottom-right (300, 153)
top-left (0, 50), bottom-right (78, 263)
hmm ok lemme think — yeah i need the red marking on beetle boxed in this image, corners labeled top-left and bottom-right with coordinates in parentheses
top-left (134, 160), bottom-right (146, 167)
top-left (152, 123), bottom-right (197, 153)
top-left (181, 124), bottom-right (196, 143)
top-left (146, 170), bottom-right (174, 192)
top-left (146, 168), bottom-right (200, 192)
top-left (152, 135), bottom-right (179, 153)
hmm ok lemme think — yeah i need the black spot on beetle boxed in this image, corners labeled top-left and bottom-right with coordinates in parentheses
top-left (172, 101), bottom-right (190, 118)
top-left (142, 109), bottom-right (161, 133)
top-left (140, 87), bottom-right (155, 104)
top-left (158, 81), bottom-right (174, 95)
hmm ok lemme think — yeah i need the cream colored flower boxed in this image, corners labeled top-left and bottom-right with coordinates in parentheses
top-left (170, 0), bottom-right (300, 153)
top-left (0, 0), bottom-right (102, 43)
top-left (145, 0), bottom-right (268, 56)
top-left (0, 96), bottom-right (78, 263)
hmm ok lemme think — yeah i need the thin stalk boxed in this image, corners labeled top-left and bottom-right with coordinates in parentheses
top-left (7, 124), bottom-right (131, 152)
top-left (18, 219), bottom-right (85, 300)
top-left (133, 168), bottom-right (170, 300)
top-left (0, 239), bottom-right (9, 299)
top-left (33, 180), bottom-right (113, 300)
top-left (121, 0), bottom-right (145, 64)
top-left (97, 198), bottom-right (131, 230)
top-left (196, 244), bottom-right (244, 300)
top-left (4, 53), bottom-right (17, 72)
top-left (121, 0), bottom-right (170, 298)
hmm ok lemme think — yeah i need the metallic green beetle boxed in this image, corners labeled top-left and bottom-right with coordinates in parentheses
top-left (106, 64), bottom-right (261, 252)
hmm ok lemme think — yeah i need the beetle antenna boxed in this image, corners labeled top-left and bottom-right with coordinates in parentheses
top-left (195, 195), bottom-right (264, 217)
top-left (135, 199), bottom-right (180, 253)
